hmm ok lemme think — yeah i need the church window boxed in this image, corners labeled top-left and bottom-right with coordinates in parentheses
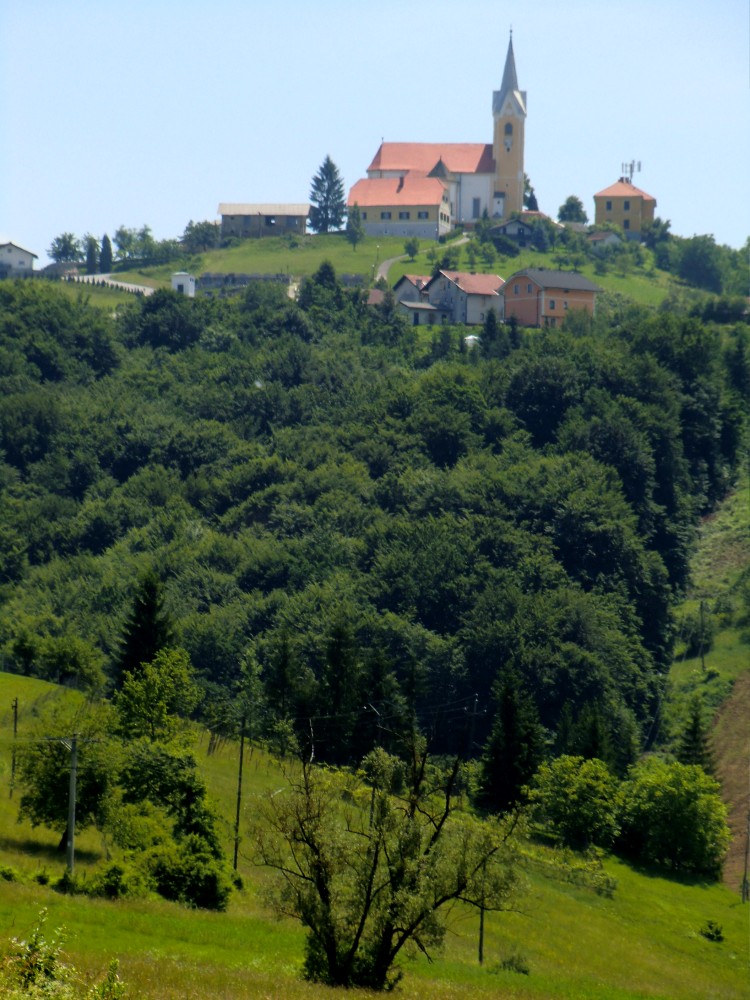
top-left (504, 123), bottom-right (513, 135)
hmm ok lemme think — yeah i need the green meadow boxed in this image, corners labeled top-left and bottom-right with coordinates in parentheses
top-left (0, 671), bottom-right (747, 999)
top-left (106, 230), bottom-right (682, 311)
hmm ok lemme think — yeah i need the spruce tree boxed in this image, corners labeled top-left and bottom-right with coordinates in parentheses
top-left (85, 234), bottom-right (99, 275)
top-left (99, 233), bottom-right (113, 273)
top-left (676, 697), bottom-right (713, 772)
top-left (309, 155), bottom-right (346, 233)
top-left (480, 670), bottom-right (544, 812)
top-left (115, 569), bottom-right (174, 686)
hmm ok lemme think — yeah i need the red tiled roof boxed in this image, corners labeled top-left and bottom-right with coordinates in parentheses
top-left (348, 176), bottom-right (447, 207)
top-left (594, 179), bottom-right (656, 202)
top-left (427, 270), bottom-right (505, 296)
top-left (367, 142), bottom-right (494, 176)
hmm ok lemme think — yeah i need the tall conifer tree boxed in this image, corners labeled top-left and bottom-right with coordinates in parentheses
top-left (309, 155), bottom-right (346, 233)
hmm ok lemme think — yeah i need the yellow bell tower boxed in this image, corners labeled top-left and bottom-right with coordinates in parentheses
top-left (492, 32), bottom-right (526, 219)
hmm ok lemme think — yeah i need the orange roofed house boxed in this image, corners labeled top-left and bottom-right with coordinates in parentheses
top-left (593, 178), bottom-right (656, 240)
top-left (348, 33), bottom-right (527, 237)
top-left (502, 268), bottom-right (601, 328)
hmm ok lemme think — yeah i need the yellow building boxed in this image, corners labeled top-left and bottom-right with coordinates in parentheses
top-left (492, 32), bottom-right (527, 218)
top-left (593, 178), bottom-right (656, 240)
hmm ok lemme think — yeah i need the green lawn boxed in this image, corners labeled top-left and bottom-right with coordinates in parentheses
top-left (111, 234), bottom-right (411, 290)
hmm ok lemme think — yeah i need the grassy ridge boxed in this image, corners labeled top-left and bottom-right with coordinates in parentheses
top-left (0, 675), bottom-right (747, 999)
top-left (107, 231), bottom-right (681, 310)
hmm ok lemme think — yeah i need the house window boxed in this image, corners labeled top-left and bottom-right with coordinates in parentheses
top-left (381, 211), bottom-right (391, 220)
top-left (606, 200), bottom-right (612, 211)
top-left (265, 216), bottom-right (276, 226)
top-left (362, 211), bottom-right (367, 220)
top-left (418, 210), bottom-right (428, 219)
top-left (472, 197), bottom-right (480, 217)
top-left (563, 301), bottom-right (568, 310)
top-left (413, 312), bottom-right (420, 326)
top-left (514, 283), bottom-right (520, 295)
top-left (399, 211), bottom-right (410, 220)
top-left (623, 219), bottom-right (630, 230)
top-left (549, 299), bottom-right (556, 310)
top-left (623, 200), bottom-right (630, 211)
top-left (527, 283), bottom-right (532, 294)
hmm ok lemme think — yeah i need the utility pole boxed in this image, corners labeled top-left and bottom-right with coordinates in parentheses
top-left (478, 858), bottom-right (486, 965)
top-left (62, 734), bottom-right (78, 874)
top-left (466, 693), bottom-right (479, 758)
top-left (233, 715), bottom-right (246, 872)
top-left (10, 697), bottom-right (18, 798)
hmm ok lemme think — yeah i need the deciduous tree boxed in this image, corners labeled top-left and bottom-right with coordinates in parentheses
top-left (557, 195), bottom-right (588, 224)
top-left (254, 738), bottom-right (521, 990)
top-left (48, 233), bottom-right (83, 263)
top-left (345, 202), bottom-right (365, 249)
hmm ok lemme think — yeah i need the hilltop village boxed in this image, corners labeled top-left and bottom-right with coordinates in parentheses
top-left (4, 33), bottom-right (667, 333)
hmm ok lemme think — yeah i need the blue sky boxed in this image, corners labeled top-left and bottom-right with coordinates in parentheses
top-left (2, 0), bottom-right (748, 266)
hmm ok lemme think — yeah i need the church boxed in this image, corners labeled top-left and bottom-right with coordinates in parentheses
top-left (348, 33), bottom-right (526, 239)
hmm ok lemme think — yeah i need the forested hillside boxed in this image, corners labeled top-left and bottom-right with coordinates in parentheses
top-left (0, 273), bottom-right (747, 771)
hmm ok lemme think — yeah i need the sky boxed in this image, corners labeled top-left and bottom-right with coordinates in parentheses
top-left (2, 0), bottom-right (749, 267)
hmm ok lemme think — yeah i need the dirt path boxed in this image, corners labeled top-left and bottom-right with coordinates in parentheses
top-left (712, 670), bottom-right (750, 894)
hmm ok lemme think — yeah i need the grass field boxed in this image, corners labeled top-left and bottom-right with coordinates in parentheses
top-left (105, 231), bottom-right (682, 311)
top-left (0, 674), bottom-right (747, 999)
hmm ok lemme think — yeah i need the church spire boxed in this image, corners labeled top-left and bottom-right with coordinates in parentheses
top-left (493, 31), bottom-right (526, 116)
top-left (500, 32), bottom-right (518, 99)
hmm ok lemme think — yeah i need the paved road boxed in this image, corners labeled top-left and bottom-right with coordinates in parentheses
top-left (73, 273), bottom-right (155, 296)
top-left (376, 234), bottom-right (471, 283)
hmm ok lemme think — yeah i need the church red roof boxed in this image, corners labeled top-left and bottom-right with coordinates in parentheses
top-left (367, 142), bottom-right (494, 176)
top-left (348, 176), bottom-right (447, 207)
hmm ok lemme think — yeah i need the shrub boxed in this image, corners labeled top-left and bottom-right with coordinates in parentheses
top-left (527, 756), bottom-right (620, 849)
top-left (144, 835), bottom-right (233, 910)
top-left (618, 757), bottom-right (730, 876)
top-left (700, 920), bottom-right (724, 942)
top-left (86, 861), bottom-right (151, 900)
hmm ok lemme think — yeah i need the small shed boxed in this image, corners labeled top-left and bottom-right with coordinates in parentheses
top-left (172, 272), bottom-right (196, 297)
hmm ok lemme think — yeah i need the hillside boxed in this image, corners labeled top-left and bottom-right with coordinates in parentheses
top-left (0, 673), bottom-right (747, 1000)
top-left (0, 273), bottom-right (747, 995)
top-left (105, 230), bottom-right (710, 313)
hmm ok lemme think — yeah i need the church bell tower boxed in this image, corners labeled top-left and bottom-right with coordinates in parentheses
top-left (492, 32), bottom-right (526, 219)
